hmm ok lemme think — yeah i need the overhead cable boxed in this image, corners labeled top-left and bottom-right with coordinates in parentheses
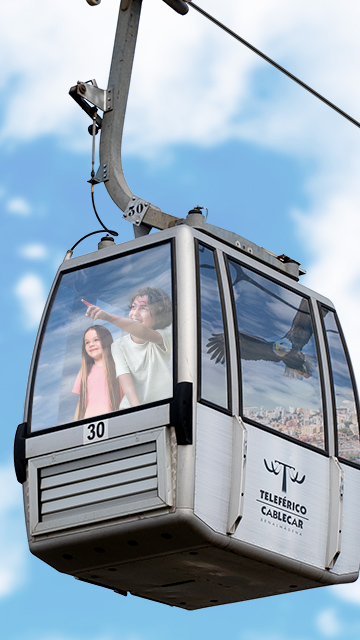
top-left (188, 1), bottom-right (360, 129)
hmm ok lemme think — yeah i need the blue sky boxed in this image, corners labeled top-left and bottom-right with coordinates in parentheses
top-left (2, 0), bottom-right (360, 638)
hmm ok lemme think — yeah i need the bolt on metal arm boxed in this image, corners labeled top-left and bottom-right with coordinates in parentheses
top-left (99, 0), bottom-right (186, 235)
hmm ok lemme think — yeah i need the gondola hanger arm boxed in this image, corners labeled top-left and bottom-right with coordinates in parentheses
top-left (96, 0), bottom-right (189, 235)
top-left (75, 0), bottom-right (359, 238)
top-left (70, 0), bottom-right (303, 273)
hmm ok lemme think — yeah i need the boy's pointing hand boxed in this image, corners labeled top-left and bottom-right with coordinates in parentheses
top-left (81, 299), bottom-right (105, 321)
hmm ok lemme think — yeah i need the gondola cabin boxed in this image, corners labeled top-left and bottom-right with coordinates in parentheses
top-left (14, 217), bottom-right (360, 609)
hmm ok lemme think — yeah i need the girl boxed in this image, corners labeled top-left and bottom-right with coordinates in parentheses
top-left (72, 325), bottom-right (121, 420)
top-left (82, 287), bottom-right (172, 410)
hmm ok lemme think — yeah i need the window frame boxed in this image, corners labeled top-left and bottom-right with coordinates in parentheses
top-left (225, 254), bottom-right (329, 456)
top-left (196, 240), bottom-right (232, 415)
top-left (27, 239), bottom-right (176, 437)
top-left (319, 303), bottom-right (360, 468)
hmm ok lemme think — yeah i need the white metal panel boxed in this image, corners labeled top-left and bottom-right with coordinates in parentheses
top-left (227, 416), bottom-right (247, 534)
top-left (234, 424), bottom-right (329, 568)
top-left (194, 403), bottom-right (233, 533)
top-left (329, 463), bottom-right (360, 576)
top-left (325, 456), bottom-right (344, 568)
top-left (26, 405), bottom-right (170, 458)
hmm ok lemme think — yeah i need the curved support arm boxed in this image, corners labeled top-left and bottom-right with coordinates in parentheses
top-left (99, 0), bottom-right (142, 213)
top-left (99, 0), bottom-right (180, 232)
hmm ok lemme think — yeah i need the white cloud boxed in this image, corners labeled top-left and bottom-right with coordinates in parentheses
top-left (2, 1), bottom-right (360, 377)
top-left (295, 170), bottom-right (360, 377)
top-left (332, 580), bottom-right (360, 605)
top-left (19, 243), bottom-right (49, 260)
top-left (0, 462), bottom-right (27, 598)
top-left (6, 196), bottom-right (32, 216)
top-left (1, 2), bottom-right (358, 153)
top-left (14, 273), bottom-right (46, 330)
top-left (0, 1), bottom-right (118, 148)
top-left (315, 608), bottom-right (342, 637)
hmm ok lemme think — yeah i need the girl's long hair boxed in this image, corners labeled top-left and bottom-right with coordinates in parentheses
top-left (78, 325), bottom-right (120, 420)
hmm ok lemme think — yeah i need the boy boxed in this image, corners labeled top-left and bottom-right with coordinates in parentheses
top-left (83, 287), bottom-right (172, 409)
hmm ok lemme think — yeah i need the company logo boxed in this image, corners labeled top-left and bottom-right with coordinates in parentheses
top-left (264, 459), bottom-right (305, 493)
top-left (258, 459), bottom-right (308, 533)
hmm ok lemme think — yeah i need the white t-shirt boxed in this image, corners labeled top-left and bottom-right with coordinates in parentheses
top-left (111, 327), bottom-right (172, 409)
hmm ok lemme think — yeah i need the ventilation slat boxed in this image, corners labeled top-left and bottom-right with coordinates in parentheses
top-left (40, 452), bottom-right (157, 490)
top-left (41, 477), bottom-right (158, 515)
top-left (40, 441), bottom-right (156, 478)
top-left (40, 490), bottom-right (159, 524)
top-left (42, 463), bottom-right (157, 502)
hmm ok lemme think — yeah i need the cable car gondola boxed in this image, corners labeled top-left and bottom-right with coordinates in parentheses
top-left (14, 0), bottom-right (360, 610)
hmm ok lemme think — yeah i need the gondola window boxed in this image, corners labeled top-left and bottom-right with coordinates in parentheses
top-left (30, 243), bottom-right (173, 433)
top-left (199, 244), bottom-right (229, 410)
top-left (228, 259), bottom-right (325, 449)
top-left (321, 307), bottom-right (360, 464)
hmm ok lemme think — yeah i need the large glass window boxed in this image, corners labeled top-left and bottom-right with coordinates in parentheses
top-left (199, 244), bottom-right (229, 410)
top-left (30, 243), bottom-right (173, 432)
top-left (228, 259), bottom-right (325, 449)
top-left (321, 307), bottom-right (360, 464)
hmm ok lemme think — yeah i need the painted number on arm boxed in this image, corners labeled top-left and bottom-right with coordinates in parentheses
top-left (83, 419), bottom-right (109, 444)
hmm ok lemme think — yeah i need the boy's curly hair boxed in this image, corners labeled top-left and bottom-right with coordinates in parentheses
top-left (129, 287), bottom-right (172, 329)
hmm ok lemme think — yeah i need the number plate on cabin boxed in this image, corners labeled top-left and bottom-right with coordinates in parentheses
top-left (83, 419), bottom-right (109, 445)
